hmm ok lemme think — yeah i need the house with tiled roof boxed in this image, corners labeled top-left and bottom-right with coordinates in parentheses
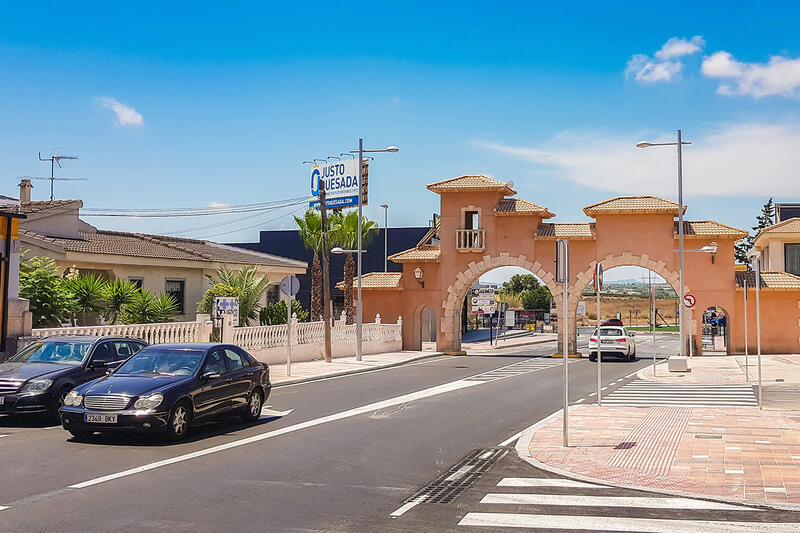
top-left (752, 217), bottom-right (800, 277)
top-left (14, 179), bottom-right (306, 321)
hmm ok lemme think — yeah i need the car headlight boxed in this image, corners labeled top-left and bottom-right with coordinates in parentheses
top-left (133, 393), bottom-right (164, 410)
top-left (64, 390), bottom-right (82, 407)
top-left (20, 378), bottom-right (53, 394)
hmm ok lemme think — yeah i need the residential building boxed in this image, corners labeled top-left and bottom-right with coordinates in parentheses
top-left (752, 217), bottom-right (800, 276)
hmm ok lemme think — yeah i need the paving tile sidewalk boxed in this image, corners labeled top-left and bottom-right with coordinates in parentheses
top-left (269, 350), bottom-right (443, 386)
top-left (521, 353), bottom-right (800, 507)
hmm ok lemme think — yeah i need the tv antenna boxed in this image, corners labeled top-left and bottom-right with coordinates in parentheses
top-left (37, 151), bottom-right (84, 201)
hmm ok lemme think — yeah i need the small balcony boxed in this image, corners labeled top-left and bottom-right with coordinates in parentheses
top-left (456, 228), bottom-right (485, 252)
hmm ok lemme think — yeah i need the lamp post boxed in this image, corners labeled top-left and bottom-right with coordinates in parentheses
top-left (637, 131), bottom-right (692, 357)
top-left (380, 204), bottom-right (389, 272)
top-left (349, 140), bottom-right (399, 361)
top-left (747, 251), bottom-right (762, 409)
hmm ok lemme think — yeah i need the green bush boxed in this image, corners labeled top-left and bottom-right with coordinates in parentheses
top-left (19, 255), bottom-right (74, 328)
top-left (259, 300), bottom-right (309, 325)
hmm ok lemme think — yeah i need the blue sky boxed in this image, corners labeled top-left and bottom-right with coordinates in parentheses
top-left (2, 0), bottom-right (799, 271)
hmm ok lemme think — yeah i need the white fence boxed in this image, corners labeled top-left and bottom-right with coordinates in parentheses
top-left (30, 315), bottom-right (403, 365)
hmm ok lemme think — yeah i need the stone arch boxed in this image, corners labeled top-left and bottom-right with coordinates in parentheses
top-left (439, 253), bottom-right (561, 352)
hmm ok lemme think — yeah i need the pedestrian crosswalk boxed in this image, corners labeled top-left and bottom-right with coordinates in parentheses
top-left (464, 358), bottom-right (566, 383)
top-left (457, 477), bottom-right (800, 531)
top-left (602, 379), bottom-right (758, 407)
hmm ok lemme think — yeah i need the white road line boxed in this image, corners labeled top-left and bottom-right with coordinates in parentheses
top-left (457, 513), bottom-right (796, 532)
top-left (69, 361), bottom-right (536, 490)
top-left (389, 495), bottom-right (427, 517)
top-left (445, 465), bottom-right (474, 482)
top-left (0, 506), bottom-right (9, 511)
top-left (0, 434), bottom-right (8, 438)
top-left (497, 478), bottom-right (603, 488)
top-left (497, 431), bottom-right (522, 447)
top-left (575, 398), bottom-right (585, 403)
top-left (480, 493), bottom-right (755, 510)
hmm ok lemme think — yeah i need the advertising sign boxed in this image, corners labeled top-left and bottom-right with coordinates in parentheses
top-left (309, 159), bottom-right (369, 209)
top-left (214, 297), bottom-right (239, 325)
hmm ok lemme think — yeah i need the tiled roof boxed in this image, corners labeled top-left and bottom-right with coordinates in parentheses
top-left (335, 272), bottom-right (403, 290)
top-left (736, 271), bottom-right (800, 290)
top-left (389, 245), bottom-right (441, 262)
top-left (675, 220), bottom-right (747, 239)
top-left (495, 198), bottom-right (555, 219)
top-left (536, 223), bottom-right (595, 239)
top-left (583, 196), bottom-right (684, 217)
top-left (427, 175), bottom-right (516, 195)
top-left (18, 200), bottom-right (82, 214)
top-left (759, 217), bottom-right (800, 235)
top-left (20, 229), bottom-right (305, 269)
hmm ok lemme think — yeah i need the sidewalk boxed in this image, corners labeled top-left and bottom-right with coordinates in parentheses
top-left (269, 349), bottom-right (443, 386)
top-left (518, 354), bottom-right (800, 508)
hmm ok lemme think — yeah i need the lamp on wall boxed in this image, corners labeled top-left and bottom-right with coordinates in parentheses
top-left (414, 267), bottom-right (424, 288)
top-left (700, 241), bottom-right (718, 263)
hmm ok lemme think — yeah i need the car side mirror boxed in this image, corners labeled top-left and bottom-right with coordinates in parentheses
top-left (630, 332), bottom-right (636, 337)
top-left (202, 371), bottom-right (221, 381)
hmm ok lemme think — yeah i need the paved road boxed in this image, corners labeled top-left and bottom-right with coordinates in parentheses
top-left (0, 336), bottom-right (732, 532)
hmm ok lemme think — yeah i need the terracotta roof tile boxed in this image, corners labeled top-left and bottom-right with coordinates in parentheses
top-left (495, 198), bottom-right (555, 218)
top-left (335, 272), bottom-right (403, 290)
top-left (427, 175), bottom-right (516, 194)
top-left (759, 217), bottom-right (800, 235)
top-left (675, 220), bottom-right (748, 239)
top-left (20, 229), bottom-right (305, 268)
top-left (388, 245), bottom-right (441, 262)
top-left (736, 271), bottom-right (800, 290)
top-left (536, 223), bottom-right (595, 239)
top-left (18, 200), bottom-right (82, 214)
top-left (583, 196), bottom-right (684, 217)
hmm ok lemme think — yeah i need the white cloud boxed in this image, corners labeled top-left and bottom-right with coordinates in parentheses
top-left (702, 51), bottom-right (800, 98)
top-left (475, 122), bottom-right (800, 197)
top-left (98, 97), bottom-right (144, 127)
top-left (626, 36), bottom-right (704, 84)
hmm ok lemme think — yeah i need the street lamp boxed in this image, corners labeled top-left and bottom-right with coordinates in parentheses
top-left (637, 130), bottom-right (692, 357)
top-left (346, 140), bottom-right (399, 361)
top-left (380, 204), bottom-right (389, 272)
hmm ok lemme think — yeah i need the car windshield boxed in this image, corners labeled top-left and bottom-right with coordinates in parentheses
top-left (115, 348), bottom-right (204, 376)
top-left (9, 341), bottom-right (92, 365)
top-left (595, 328), bottom-right (624, 337)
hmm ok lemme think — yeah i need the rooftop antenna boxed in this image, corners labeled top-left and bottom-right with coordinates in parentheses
top-left (37, 151), bottom-right (82, 201)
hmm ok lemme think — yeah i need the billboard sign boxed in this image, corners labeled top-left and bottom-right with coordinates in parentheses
top-left (214, 297), bottom-right (239, 325)
top-left (310, 159), bottom-right (368, 209)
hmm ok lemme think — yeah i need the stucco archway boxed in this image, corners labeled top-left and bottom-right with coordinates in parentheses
top-left (439, 253), bottom-right (561, 352)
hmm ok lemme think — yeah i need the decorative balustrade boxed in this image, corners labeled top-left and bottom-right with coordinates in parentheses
top-left (456, 228), bottom-right (485, 251)
top-left (31, 320), bottom-right (206, 345)
top-left (232, 319), bottom-right (401, 350)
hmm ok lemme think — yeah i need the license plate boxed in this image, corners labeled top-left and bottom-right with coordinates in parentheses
top-left (85, 413), bottom-right (117, 424)
top-left (601, 340), bottom-right (614, 344)
top-left (0, 396), bottom-right (4, 405)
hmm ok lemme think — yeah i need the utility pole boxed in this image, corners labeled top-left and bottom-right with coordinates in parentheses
top-left (319, 185), bottom-right (333, 363)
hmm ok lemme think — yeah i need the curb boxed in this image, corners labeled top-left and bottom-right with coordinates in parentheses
top-left (272, 351), bottom-right (448, 388)
top-left (514, 405), bottom-right (800, 512)
top-left (464, 336), bottom-right (558, 352)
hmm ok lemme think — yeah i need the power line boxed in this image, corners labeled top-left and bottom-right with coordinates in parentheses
top-left (81, 196), bottom-right (310, 217)
top-left (193, 206), bottom-right (305, 239)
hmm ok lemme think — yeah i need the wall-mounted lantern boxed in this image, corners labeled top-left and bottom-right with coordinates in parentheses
top-left (414, 267), bottom-right (424, 288)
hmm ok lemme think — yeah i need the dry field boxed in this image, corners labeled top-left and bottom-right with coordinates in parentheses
top-left (577, 296), bottom-right (678, 327)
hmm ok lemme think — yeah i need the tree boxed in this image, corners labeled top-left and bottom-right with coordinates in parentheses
top-left (734, 197), bottom-right (776, 264)
top-left (120, 290), bottom-right (179, 324)
top-left (329, 210), bottom-right (378, 324)
top-left (259, 300), bottom-right (309, 325)
top-left (204, 266), bottom-right (270, 326)
top-left (19, 254), bottom-right (74, 328)
top-left (196, 283), bottom-right (243, 315)
top-left (102, 279), bottom-right (140, 324)
top-left (521, 286), bottom-right (552, 310)
top-left (64, 274), bottom-right (106, 326)
top-left (295, 210), bottom-right (324, 321)
top-left (501, 274), bottom-right (541, 294)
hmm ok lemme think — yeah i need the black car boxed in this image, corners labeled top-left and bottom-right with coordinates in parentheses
top-left (0, 336), bottom-right (147, 421)
top-left (60, 343), bottom-right (271, 441)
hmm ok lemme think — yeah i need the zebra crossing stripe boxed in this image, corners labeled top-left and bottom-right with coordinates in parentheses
top-left (458, 513), bottom-right (798, 532)
top-left (603, 380), bottom-right (758, 407)
top-left (479, 493), bottom-right (756, 510)
top-left (497, 478), bottom-right (602, 488)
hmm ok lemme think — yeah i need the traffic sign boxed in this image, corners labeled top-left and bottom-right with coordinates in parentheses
top-left (471, 304), bottom-right (495, 315)
top-left (214, 296), bottom-right (239, 324)
top-left (683, 294), bottom-right (696, 309)
top-left (280, 275), bottom-right (301, 297)
top-left (593, 263), bottom-right (603, 292)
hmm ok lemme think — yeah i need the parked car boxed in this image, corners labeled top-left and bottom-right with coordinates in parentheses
top-left (60, 343), bottom-right (270, 441)
top-left (588, 326), bottom-right (636, 361)
top-left (601, 318), bottom-right (625, 327)
top-left (0, 336), bottom-right (147, 421)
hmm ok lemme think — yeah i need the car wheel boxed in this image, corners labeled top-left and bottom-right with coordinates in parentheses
top-left (49, 388), bottom-right (70, 423)
top-left (167, 401), bottom-right (191, 441)
top-left (68, 429), bottom-right (94, 441)
top-left (243, 389), bottom-right (263, 422)
top-left (589, 353), bottom-right (597, 362)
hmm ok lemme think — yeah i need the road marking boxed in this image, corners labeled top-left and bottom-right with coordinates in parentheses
top-left (444, 465), bottom-right (473, 482)
top-left (0, 434), bottom-right (8, 438)
top-left (458, 513), bottom-right (796, 531)
top-left (479, 493), bottom-right (756, 510)
top-left (260, 407), bottom-right (294, 418)
top-left (0, 506), bottom-right (8, 511)
top-left (574, 398), bottom-right (585, 403)
top-left (497, 431), bottom-right (522, 447)
top-left (69, 360), bottom-right (533, 490)
top-left (389, 495), bottom-right (427, 517)
top-left (497, 478), bottom-right (603, 488)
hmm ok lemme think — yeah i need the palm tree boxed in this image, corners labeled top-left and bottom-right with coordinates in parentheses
top-left (295, 210), bottom-right (324, 322)
top-left (64, 274), bottom-right (106, 326)
top-left (102, 279), bottom-right (140, 324)
top-left (330, 210), bottom-right (377, 324)
top-left (120, 290), bottom-right (179, 324)
top-left (204, 265), bottom-right (270, 326)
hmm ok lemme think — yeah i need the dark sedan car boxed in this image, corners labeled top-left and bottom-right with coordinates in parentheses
top-left (60, 343), bottom-right (270, 441)
top-left (0, 336), bottom-right (147, 421)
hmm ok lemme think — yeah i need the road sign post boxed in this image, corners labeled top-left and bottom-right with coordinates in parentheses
top-left (593, 262), bottom-right (602, 405)
top-left (683, 293), bottom-right (696, 358)
top-left (556, 239), bottom-right (569, 447)
top-left (280, 276), bottom-right (301, 376)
